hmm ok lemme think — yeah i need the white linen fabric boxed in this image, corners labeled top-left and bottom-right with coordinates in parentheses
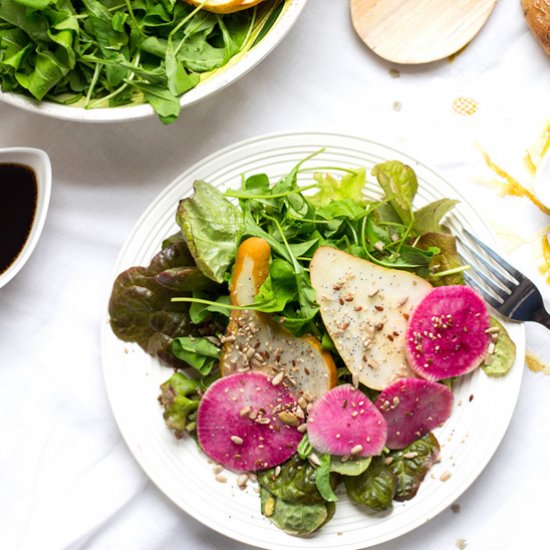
top-left (1, 1), bottom-right (549, 549)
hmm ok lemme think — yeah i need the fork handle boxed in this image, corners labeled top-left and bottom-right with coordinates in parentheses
top-left (533, 307), bottom-right (550, 330)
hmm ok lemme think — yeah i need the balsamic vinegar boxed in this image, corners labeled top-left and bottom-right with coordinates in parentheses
top-left (0, 163), bottom-right (38, 274)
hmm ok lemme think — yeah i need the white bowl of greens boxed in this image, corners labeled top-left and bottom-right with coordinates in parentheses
top-left (0, 0), bottom-right (305, 123)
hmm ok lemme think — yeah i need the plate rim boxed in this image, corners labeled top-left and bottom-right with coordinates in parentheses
top-left (100, 130), bottom-right (525, 549)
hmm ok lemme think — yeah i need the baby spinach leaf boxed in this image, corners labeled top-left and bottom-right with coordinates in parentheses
top-left (482, 317), bottom-right (516, 377)
top-left (344, 456), bottom-right (396, 512)
top-left (372, 161), bottom-right (418, 225)
top-left (260, 487), bottom-right (329, 536)
top-left (177, 181), bottom-right (243, 283)
top-left (314, 454), bottom-right (338, 502)
top-left (388, 433), bottom-right (441, 501)
top-left (330, 455), bottom-right (371, 476)
top-left (258, 453), bottom-right (328, 505)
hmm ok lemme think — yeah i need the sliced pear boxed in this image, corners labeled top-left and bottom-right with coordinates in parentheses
top-left (220, 237), bottom-right (337, 401)
top-left (310, 247), bottom-right (433, 391)
top-left (184, 0), bottom-right (265, 14)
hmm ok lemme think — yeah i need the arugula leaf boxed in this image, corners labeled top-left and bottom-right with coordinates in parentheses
top-left (189, 292), bottom-right (230, 324)
top-left (165, 37), bottom-right (200, 96)
top-left (134, 82), bottom-right (180, 124)
top-left (17, 49), bottom-right (70, 100)
top-left (254, 258), bottom-right (297, 312)
top-left (316, 199), bottom-right (366, 221)
top-left (0, 0), bottom-right (287, 122)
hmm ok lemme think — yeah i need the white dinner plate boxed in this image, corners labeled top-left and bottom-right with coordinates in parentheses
top-left (0, 0), bottom-right (307, 123)
top-left (101, 132), bottom-right (524, 549)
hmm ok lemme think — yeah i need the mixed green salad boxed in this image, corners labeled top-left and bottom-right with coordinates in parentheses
top-left (108, 156), bottom-right (516, 536)
top-left (0, 0), bottom-right (286, 123)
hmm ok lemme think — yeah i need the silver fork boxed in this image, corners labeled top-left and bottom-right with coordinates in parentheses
top-left (459, 229), bottom-right (550, 330)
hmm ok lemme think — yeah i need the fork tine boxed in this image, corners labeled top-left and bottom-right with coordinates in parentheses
top-left (463, 229), bottom-right (523, 283)
top-left (463, 272), bottom-right (504, 309)
top-left (458, 255), bottom-right (512, 299)
top-left (459, 239), bottom-right (519, 290)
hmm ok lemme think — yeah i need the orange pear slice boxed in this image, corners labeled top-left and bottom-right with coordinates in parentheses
top-left (184, 0), bottom-right (264, 14)
top-left (310, 247), bottom-right (432, 391)
top-left (220, 237), bottom-right (337, 401)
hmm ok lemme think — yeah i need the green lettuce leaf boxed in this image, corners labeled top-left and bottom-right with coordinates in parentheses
top-left (413, 198), bottom-right (459, 234)
top-left (417, 232), bottom-right (464, 286)
top-left (372, 161), bottom-right (418, 225)
top-left (108, 238), bottom-right (224, 368)
top-left (483, 317), bottom-right (516, 377)
top-left (309, 168), bottom-right (366, 207)
top-left (177, 181), bottom-right (243, 283)
top-left (158, 372), bottom-right (200, 438)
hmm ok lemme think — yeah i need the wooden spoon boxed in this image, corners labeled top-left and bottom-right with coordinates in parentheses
top-left (350, 0), bottom-right (497, 64)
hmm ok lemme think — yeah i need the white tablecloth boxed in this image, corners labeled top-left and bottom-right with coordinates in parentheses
top-left (2, 1), bottom-right (550, 549)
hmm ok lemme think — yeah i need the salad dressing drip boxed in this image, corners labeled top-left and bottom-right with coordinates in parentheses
top-left (0, 163), bottom-right (37, 274)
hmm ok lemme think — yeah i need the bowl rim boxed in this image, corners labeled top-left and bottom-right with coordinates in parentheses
top-left (0, 147), bottom-right (52, 289)
top-left (0, 0), bottom-right (308, 123)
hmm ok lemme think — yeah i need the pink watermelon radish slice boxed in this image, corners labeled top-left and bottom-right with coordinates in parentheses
top-left (196, 371), bottom-right (303, 472)
top-left (306, 385), bottom-right (387, 457)
top-left (375, 378), bottom-right (453, 449)
top-left (405, 286), bottom-right (490, 381)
